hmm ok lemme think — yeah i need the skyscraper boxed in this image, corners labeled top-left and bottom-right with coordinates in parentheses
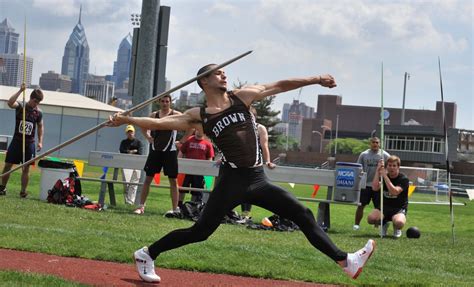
top-left (113, 33), bottom-right (132, 89)
top-left (0, 53), bottom-right (33, 87)
top-left (0, 18), bottom-right (33, 87)
top-left (281, 99), bottom-right (315, 146)
top-left (61, 6), bottom-right (89, 94)
top-left (0, 18), bottom-right (19, 54)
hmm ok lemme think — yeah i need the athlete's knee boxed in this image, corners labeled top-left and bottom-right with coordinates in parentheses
top-left (392, 215), bottom-right (406, 228)
top-left (293, 206), bottom-right (314, 222)
top-left (367, 212), bottom-right (381, 224)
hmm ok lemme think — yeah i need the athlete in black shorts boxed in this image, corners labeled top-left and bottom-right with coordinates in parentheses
top-left (1, 84), bottom-right (44, 198)
top-left (134, 95), bottom-right (181, 215)
top-left (108, 65), bottom-right (376, 283)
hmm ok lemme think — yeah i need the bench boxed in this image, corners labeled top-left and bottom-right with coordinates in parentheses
top-left (80, 151), bottom-right (222, 206)
top-left (81, 151), bottom-right (365, 228)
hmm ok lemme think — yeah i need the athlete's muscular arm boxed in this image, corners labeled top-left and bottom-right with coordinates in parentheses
top-left (235, 75), bottom-right (337, 105)
top-left (109, 108), bottom-right (203, 133)
top-left (7, 83), bottom-right (26, 109)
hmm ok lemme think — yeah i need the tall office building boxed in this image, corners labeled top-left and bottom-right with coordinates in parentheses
top-left (113, 33), bottom-right (132, 89)
top-left (282, 100), bottom-right (314, 123)
top-left (61, 7), bottom-right (89, 94)
top-left (0, 53), bottom-right (33, 87)
top-left (0, 18), bottom-right (19, 54)
top-left (281, 100), bottom-right (315, 145)
top-left (0, 18), bottom-right (32, 87)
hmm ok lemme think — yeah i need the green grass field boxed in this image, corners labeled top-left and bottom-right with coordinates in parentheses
top-left (0, 154), bottom-right (473, 286)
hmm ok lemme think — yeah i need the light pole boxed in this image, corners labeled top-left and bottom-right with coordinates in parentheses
top-left (312, 130), bottom-right (323, 153)
top-left (131, 13), bottom-right (141, 27)
top-left (321, 125), bottom-right (332, 154)
top-left (401, 72), bottom-right (410, 125)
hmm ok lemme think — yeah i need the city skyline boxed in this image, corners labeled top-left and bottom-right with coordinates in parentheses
top-left (0, 0), bottom-right (472, 130)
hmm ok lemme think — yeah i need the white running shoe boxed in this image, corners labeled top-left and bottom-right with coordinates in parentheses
top-left (133, 247), bottom-right (161, 283)
top-left (343, 239), bottom-right (376, 279)
top-left (394, 229), bottom-right (402, 238)
top-left (353, 224), bottom-right (360, 231)
top-left (164, 207), bottom-right (180, 218)
top-left (133, 206), bottom-right (145, 215)
top-left (381, 222), bottom-right (390, 237)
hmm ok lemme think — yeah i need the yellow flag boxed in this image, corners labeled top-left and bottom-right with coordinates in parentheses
top-left (408, 185), bottom-right (416, 197)
top-left (73, 160), bottom-right (84, 177)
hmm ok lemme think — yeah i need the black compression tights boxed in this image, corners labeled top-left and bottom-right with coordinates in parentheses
top-left (148, 166), bottom-right (347, 262)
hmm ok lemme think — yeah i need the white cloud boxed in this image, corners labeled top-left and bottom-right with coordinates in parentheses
top-left (205, 2), bottom-right (240, 17)
top-left (256, 0), bottom-right (469, 54)
top-left (31, 0), bottom-right (77, 17)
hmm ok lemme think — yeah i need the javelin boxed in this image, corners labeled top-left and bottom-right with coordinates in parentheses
top-left (380, 62), bottom-right (385, 237)
top-left (22, 16), bottom-right (27, 167)
top-left (438, 57), bottom-right (455, 244)
top-left (0, 50), bottom-right (253, 178)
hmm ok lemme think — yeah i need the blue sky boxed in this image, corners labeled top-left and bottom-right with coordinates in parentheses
top-left (1, 0), bottom-right (472, 129)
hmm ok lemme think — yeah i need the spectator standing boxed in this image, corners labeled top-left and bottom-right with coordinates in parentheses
top-left (134, 95), bottom-right (182, 215)
top-left (353, 137), bottom-right (390, 230)
top-left (119, 125), bottom-right (143, 204)
top-left (178, 130), bottom-right (214, 206)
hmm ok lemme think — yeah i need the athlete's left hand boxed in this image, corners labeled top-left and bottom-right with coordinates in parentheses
top-left (108, 113), bottom-right (128, 127)
top-left (319, 74), bottom-right (337, 88)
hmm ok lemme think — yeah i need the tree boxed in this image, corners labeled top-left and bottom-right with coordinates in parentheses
top-left (274, 134), bottom-right (298, 151)
top-left (326, 138), bottom-right (369, 155)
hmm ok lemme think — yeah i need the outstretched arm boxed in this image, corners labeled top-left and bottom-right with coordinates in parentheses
top-left (235, 75), bottom-right (336, 105)
top-left (108, 108), bottom-right (202, 133)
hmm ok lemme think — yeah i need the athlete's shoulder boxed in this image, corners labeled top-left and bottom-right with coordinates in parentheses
top-left (184, 107), bottom-right (203, 122)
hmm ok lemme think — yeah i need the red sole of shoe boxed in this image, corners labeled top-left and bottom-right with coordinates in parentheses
top-left (353, 240), bottom-right (376, 279)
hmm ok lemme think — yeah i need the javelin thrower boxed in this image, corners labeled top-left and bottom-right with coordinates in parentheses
top-left (108, 64), bottom-right (376, 283)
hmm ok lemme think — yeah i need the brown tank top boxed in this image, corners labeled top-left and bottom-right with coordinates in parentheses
top-left (200, 91), bottom-right (262, 168)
